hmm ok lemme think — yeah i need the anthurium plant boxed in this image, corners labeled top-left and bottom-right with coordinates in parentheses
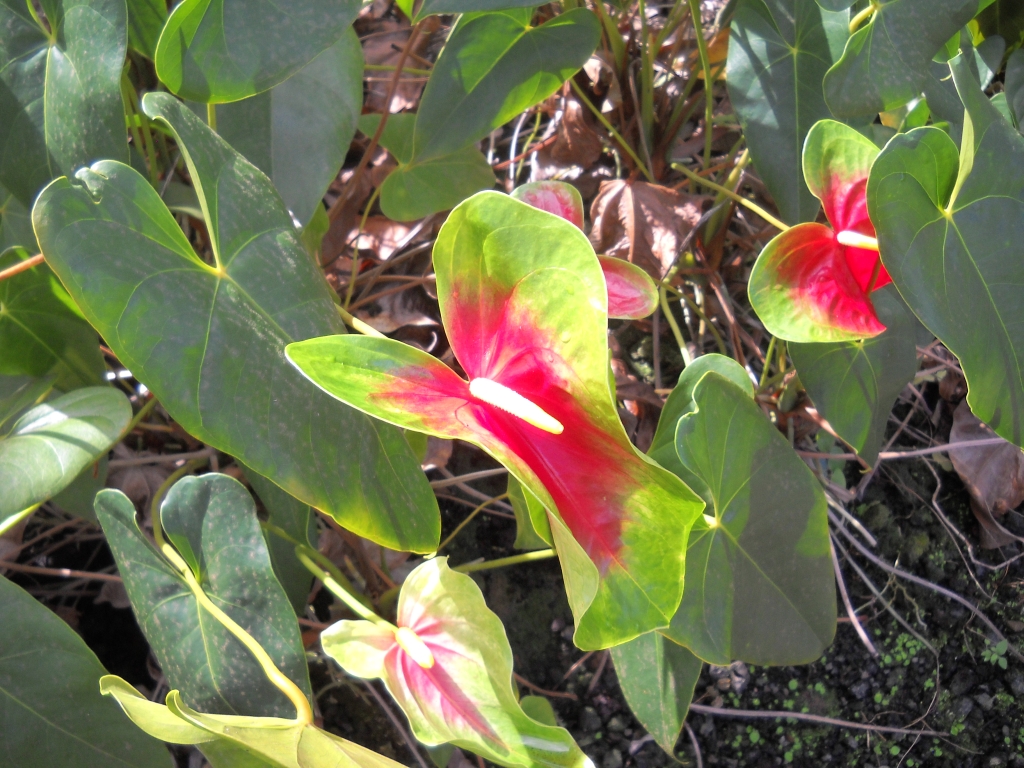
top-left (1, 0), bottom-right (1020, 765)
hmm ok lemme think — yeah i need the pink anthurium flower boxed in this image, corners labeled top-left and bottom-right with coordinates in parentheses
top-left (749, 120), bottom-right (891, 342)
top-left (287, 190), bottom-right (703, 649)
top-left (322, 558), bottom-right (594, 768)
top-left (511, 181), bottom-right (659, 320)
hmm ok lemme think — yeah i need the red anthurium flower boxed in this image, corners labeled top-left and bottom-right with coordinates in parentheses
top-left (511, 181), bottom-right (659, 320)
top-left (749, 120), bottom-right (891, 342)
top-left (322, 558), bottom-right (593, 768)
top-left (287, 191), bottom-right (703, 649)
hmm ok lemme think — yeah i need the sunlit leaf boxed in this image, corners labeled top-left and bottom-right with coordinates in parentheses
top-left (0, 577), bottom-right (169, 767)
top-left (507, 474), bottom-right (552, 550)
top-left (33, 92), bottom-right (440, 552)
top-left (654, 358), bottom-right (836, 664)
top-left (288, 191), bottom-right (703, 649)
top-left (609, 632), bottom-right (701, 754)
top-left (154, 0), bottom-right (360, 103)
top-left (94, 475), bottom-right (312, 718)
top-left (0, 386), bottom-right (129, 518)
top-left (727, 0), bottom-right (849, 223)
top-left (790, 286), bottom-right (921, 465)
top-left (214, 29), bottom-right (362, 226)
top-left (412, 9), bottom-right (601, 162)
top-left (823, 0), bottom-right (979, 120)
top-left (322, 558), bottom-right (592, 768)
top-left (869, 53), bottom-right (1024, 447)
top-left (0, 0), bottom-right (128, 207)
top-left (0, 247), bottom-right (105, 390)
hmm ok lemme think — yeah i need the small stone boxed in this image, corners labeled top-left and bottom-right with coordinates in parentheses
top-left (988, 756), bottom-right (1007, 768)
top-left (551, 618), bottom-right (565, 633)
top-left (850, 682), bottom-right (870, 700)
top-left (708, 665), bottom-right (730, 680)
top-left (715, 677), bottom-right (732, 691)
top-left (975, 693), bottom-right (995, 712)
top-left (1008, 671), bottom-right (1024, 697)
top-left (580, 707), bottom-right (602, 733)
top-left (729, 661), bottom-right (750, 694)
top-left (950, 668), bottom-right (976, 696)
top-left (955, 697), bottom-right (975, 719)
top-left (602, 750), bottom-right (623, 768)
top-left (607, 716), bottom-right (627, 733)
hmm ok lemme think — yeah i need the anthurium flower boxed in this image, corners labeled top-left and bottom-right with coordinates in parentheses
top-left (287, 191), bottom-right (703, 649)
top-left (322, 558), bottom-right (593, 768)
top-left (511, 181), bottom-right (659, 320)
top-left (749, 120), bottom-right (891, 342)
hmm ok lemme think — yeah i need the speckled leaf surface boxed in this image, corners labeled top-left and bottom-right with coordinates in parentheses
top-left (609, 632), bottom-right (701, 754)
top-left (790, 286), bottom-right (921, 465)
top-left (823, 0), bottom-right (979, 120)
top-left (727, 0), bottom-right (849, 224)
top-left (94, 475), bottom-right (312, 718)
top-left (102, 676), bottom-right (407, 768)
top-left (154, 0), bottom-right (360, 103)
top-left (0, 577), bottom-right (170, 768)
top-left (869, 54), bottom-right (1024, 447)
top-left (32, 92), bottom-right (439, 552)
top-left (215, 29), bottom-right (363, 226)
top-left (0, 0), bottom-right (128, 208)
top-left (322, 558), bottom-right (592, 768)
top-left (657, 360), bottom-right (836, 665)
top-left (0, 386), bottom-right (129, 518)
top-left (0, 247), bottom-right (105, 391)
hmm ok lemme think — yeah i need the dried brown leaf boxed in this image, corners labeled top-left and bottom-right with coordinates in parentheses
top-left (589, 179), bottom-right (704, 279)
top-left (547, 99), bottom-right (604, 169)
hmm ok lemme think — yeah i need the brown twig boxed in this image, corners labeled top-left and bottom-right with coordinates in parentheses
top-left (0, 253), bottom-right (44, 282)
top-left (514, 672), bottom-right (579, 700)
top-left (492, 132), bottom-right (561, 170)
top-left (687, 703), bottom-right (946, 738)
top-left (0, 561), bottom-right (122, 582)
top-left (796, 436), bottom-right (1011, 462)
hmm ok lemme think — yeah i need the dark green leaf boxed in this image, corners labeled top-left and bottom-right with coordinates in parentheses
top-left (0, 576), bottom-right (170, 767)
top-left (246, 470), bottom-right (316, 615)
top-left (94, 475), bottom-right (313, 718)
top-left (869, 55), bottom-right (1024, 447)
top-left (154, 0), bottom-right (360, 103)
top-left (924, 37), bottom-right (1005, 144)
top-left (726, 0), bottom-right (849, 223)
top-left (360, 114), bottom-right (496, 222)
top-left (824, 0), bottom-right (979, 120)
top-left (0, 248), bottom-right (105, 390)
top-left (790, 286), bottom-right (921, 465)
top-left (1005, 48), bottom-right (1024, 128)
top-left (0, 0), bottom-right (128, 207)
top-left (214, 29), bottom-right (363, 226)
top-left (33, 92), bottom-right (440, 552)
top-left (661, 366), bottom-right (836, 664)
top-left (412, 9), bottom-right (601, 162)
top-left (977, 0), bottom-right (1024, 50)
top-left (609, 632), bottom-right (701, 754)
top-left (0, 374), bottom-right (54, 430)
top-left (1, 184), bottom-right (35, 250)
top-left (127, 0), bottom-right (166, 59)
top-left (0, 387), bottom-right (129, 518)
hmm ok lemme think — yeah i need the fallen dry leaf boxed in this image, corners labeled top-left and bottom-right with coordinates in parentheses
top-left (589, 179), bottom-right (704, 279)
top-left (547, 98), bottom-right (604, 170)
top-left (582, 51), bottom-right (623, 113)
top-left (108, 444), bottom-right (172, 513)
top-left (948, 400), bottom-right (1024, 548)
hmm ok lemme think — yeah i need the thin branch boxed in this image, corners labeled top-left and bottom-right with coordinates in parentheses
top-left (0, 253), bottom-right (44, 282)
top-left (0, 561), bottom-right (122, 582)
top-left (830, 541), bottom-right (878, 656)
top-left (688, 703), bottom-right (946, 738)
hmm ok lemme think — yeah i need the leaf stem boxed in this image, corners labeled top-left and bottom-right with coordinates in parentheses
top-left (848, 3), bottom-right (876, 34)
top-left (337, 304), bottom-right (385, 337)
top-left (0, 504), bottom-right (40, 538)
top-left (149, 458), bottom-right (208, 552)
top-left (758, 336), bottom-right (777, 391)
top-left (660, 282), bottom-right (693, 367)
top-left (570, 79), bottom-right (654, 181)
top-left (452, 548), bottom-right (557, 574)
top-left (345, 185), bottom-right (382, 309)
top-left (297, 551), bottom-right (396, 631)
top-left (437, 494), bottom-right (509, 552)
top-left (206, 103), bottom-right (217, 132)
top-left (671, 162), bottom-right (789, 231)
top-left (0, 253), bottom-right (44, 283)
top-left (122, 396), bottom-right (159, 438)
top-left (687, 0), bottom-right (715, 168)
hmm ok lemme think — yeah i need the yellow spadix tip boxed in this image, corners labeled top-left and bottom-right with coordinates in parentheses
top-left (836, 230), bottom-right (879, 251)
top-left (395, 627), bottom-right (435, 668)
top-left (468, 378), bottom-right (564, 435)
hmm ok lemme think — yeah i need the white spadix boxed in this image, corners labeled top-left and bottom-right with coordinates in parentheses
top-left (468, 378), bottom-right (564, 435)
top-left (836, 230), bottom-right (879, 251)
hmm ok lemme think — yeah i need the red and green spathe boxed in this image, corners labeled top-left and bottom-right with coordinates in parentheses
top-left (749, 120), bottom-right (891, 342)
top-left (287, 191), bottom-right (702, 649)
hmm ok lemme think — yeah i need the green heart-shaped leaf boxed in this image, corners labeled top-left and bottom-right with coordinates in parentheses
top-left (359, 114), bottom-right (496, 222)
top-left (0, 247), bottom-right (105, 390)
top-left (0, 386), bottom-right (129, 518)
top-left (0, 0), bottom-right (128, 207)
top-left (0, 577), bottom-right (169, 767)
top-left (656, 360), bottom-right (836, 665)
top-left (727, 0), bottom-right (849, 223)
top-left (95, 474), bottom-right (312, 718)
top-left (214, 28), bottom-right (362, 226)
top-left (412, 9), bottom-right (600, 163)
top-left (869, 54), bottom-right (1024, 447)
top-left (102, 676), bottom-right (407, 768)
top-left (823, 0), bottom-right (979, 120)
top-left (790, 286), bottom-right (921, 465)
top-left (609, 631), bottom-right (702, 754)
top-left (126, 0), bottom-right (166, 59)
top-left (154, 0), bottom-right (360, 103)
top-left (33, 91), bottom-right (439, 551)
top-left (322, 558), bottom-right (591, 768)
